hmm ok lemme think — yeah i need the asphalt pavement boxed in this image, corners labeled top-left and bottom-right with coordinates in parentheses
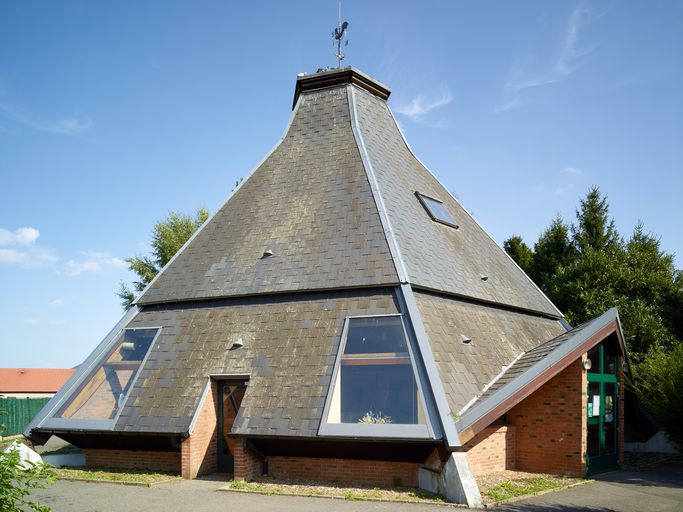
top-left (30, 460), bottom-right (683, 512)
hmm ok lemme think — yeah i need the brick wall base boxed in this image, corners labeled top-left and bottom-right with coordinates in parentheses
top-left (267, 456), bottom-right (420, 487)
top-left (181, 382), bottom-right (218, 479)
top-left (233, 439), bottom-right (262, 480)
top-left (85, 449), bottom-right (180, 472)
top-left (461, 425), bottom-right (516, 475)
top-left (508, 358), bottom-right (587, 476)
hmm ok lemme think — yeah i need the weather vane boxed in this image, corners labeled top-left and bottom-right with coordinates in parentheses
top-left (333, 2), bottom-right (349, 68)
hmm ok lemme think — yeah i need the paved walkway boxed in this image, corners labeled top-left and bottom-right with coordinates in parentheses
top-left (496, 461), bottom-right (683, 512)
top-left (30, 461), bottom-right (683, 512)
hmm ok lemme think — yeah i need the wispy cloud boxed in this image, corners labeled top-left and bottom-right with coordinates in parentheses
top-left (534, 165), bottom-right (586, 196)
top-left (0, 226), bottom-right (58, 268)
top-left (23, 317), bottom-right (40, 325)
top-left (0, 102), bottom-right (92, 136)
top-left (394, 86), bottom-right (453, 122)
top-left (49, 298), bottom-right (65, 307)
top-left (0, 248), bottom-right (58, 267)
top-left (561, 166), bottom-right (583, 176)
top-left (0, 227), bottom-right (40, 246)
top-left (63, 251), bottom-right (126, 276)
top-left (499, 2), bottom-right (592, 111)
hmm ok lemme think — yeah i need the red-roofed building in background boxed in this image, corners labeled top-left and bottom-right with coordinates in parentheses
top-left (0, 368), bottom-right (75, 398)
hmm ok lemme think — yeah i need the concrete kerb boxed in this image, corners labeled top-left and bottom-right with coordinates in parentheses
top-left (56, 475), bottom-right (181, 487)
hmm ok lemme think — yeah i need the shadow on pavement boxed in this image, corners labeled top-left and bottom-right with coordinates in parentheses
top-left (499, 505), bottom-right (615, 512)
top-left (595, 461), bottom-right (683, 489)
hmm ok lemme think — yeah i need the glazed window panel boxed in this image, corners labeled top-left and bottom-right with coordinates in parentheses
top-left (326, 316), bottom-right (426, 425)
top-left (415, 192), bottom-right (458, 228)
top-left (57, 328), bottom-right (158, 420)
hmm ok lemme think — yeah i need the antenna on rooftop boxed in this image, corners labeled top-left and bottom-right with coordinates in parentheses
top-left (333, 2), bottom-right (349, 68)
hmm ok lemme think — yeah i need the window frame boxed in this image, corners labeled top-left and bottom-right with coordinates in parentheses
top-left (415, 191), bottom-right (459, 229)
top-left (38, 326), bottom-right (161, 431)
top-left (318, 314), bottom-right (433, 439)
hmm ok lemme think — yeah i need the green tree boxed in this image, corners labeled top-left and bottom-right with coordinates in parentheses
top-left (531, 216), bottom-right (575, 300)
top-left (503, 235), bottom-right (534, 274)
top-left (631, 341), bottom-right (683, 449)
top-left (118, 208), bottom-right (209, 309)
top-left (572, 186), bottom-right (620, 254)
top-left (503, 187), bottom-right (681, 360)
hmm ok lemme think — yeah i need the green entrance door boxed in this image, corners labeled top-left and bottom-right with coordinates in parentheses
top-left (216, 380), bottom-right (247, 473)
top-left (586, 344), bottom-right (619, 475)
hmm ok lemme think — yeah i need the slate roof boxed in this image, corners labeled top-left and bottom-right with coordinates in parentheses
top-left (138, 85), bottom-right (398, 305)
top-left (413, 291), bottom-right (566, 416)
top-left (352, 88), bottom-right (561, 318)
top-left (26, 68), bottom-right (579, 446)
top-left (477, 318), bottom-right (594, 401)
top-left (117, 290), bottom-right (400, 436)
top-left (455, 308), bottom-right (624, 441)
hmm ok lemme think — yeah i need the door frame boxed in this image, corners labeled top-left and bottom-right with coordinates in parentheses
top-left (586, 344), bottom-right (619, 475)
top-left (216, 379), bottom-right (248, 473)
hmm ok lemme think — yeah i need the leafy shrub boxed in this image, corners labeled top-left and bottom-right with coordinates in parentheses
top-left (631, 342), bottom-right (683, 449)
top-left (0, 448), bottom-right (56, 512)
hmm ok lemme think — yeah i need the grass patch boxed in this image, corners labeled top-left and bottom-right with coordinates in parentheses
top-left (228, 480), bottom-right (283, 495)
top-left (224, 478), bottom-right (448, 504)
top-left (55, 467), bottom-right (181, 486)
top-left (485, 476), bottom-right (567, 502)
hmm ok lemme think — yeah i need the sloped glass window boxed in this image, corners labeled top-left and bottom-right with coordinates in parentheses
top-left (56, 328), bottom-right (157, 421)
top-left (416, 192), bottom-right (458, 228)
top-left (325, 316), bottom-right (426, 426)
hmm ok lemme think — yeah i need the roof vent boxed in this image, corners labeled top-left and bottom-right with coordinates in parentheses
top-left (461, 334), bottom-right (472, 344)
top-left (262, 249), bottom-right (273, 258)
top-left (232, 337), bottom-right (244, 349)
top-left (480, 273), bottom-right (489, 281)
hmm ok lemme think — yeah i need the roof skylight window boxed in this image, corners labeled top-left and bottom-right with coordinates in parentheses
top-left (416, 192), bottom-right (458, 229)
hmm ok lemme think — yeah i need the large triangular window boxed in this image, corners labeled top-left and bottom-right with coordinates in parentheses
top-left (319, 316), bottom-right (431, 438)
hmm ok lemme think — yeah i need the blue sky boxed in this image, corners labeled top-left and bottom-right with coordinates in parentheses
top-left (1, 1), bottom-right (681, 368)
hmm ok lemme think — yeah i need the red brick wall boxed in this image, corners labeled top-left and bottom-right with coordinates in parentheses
top-left (508, 357), bottom-right (587, 475)
top-left (461, 425), bottom-right (516, 475)
top-left (85, 449), bottom-right (180, 472)
top-left (181, 382), bottom-right (218, 479)
top-left (233, 439), bottom-right (262, 481)
top-left (267, 456), bottom-right (420, 487)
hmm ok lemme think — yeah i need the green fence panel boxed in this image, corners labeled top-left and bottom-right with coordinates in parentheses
top-left (0, 397), bottom-right (51, 436)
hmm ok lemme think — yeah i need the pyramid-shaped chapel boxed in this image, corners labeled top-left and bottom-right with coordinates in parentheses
top-left (27, 68), bottom-right (628, 505)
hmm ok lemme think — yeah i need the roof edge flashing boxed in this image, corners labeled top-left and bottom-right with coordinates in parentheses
top-left (293, 67), bottom-right (391, 109)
